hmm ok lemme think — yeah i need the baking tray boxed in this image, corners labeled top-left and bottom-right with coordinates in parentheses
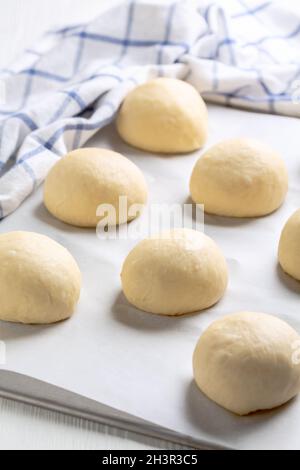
top-left (0, 104), bottom-right (300, 450)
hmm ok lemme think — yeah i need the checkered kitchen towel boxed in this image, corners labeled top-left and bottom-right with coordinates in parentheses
top-left (0, 0), bottom-right (300, 219)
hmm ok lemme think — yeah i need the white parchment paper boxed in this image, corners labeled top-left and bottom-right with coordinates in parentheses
top-left (0, 105), bottom-right (300, 450)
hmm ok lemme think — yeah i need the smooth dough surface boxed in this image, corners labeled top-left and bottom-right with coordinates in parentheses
top-left (190, 139), bottom-right (288, 217)
top-left (44, 148), bottom-right (148, 227)
top-left (278, 209), bottom-right (300, 281)
top-left (0, 232), bottom-right (81, 324)
top-left (116, 78), bottom-right (208, 154)
top-left (121, 228), bottom-right (228, 316)
top-left (193, 312), bottom-right (300, 416)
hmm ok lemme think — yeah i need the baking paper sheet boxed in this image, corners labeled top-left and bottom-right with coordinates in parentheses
top-left (0, 105), bottom-right (300, 450)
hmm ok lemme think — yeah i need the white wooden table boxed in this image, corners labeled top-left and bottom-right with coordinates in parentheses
top-left (0, 0), bottom-right (298, 450)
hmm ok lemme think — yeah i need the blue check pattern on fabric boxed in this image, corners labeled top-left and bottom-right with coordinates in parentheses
top-left (0, 0), bottom-right (299, 219)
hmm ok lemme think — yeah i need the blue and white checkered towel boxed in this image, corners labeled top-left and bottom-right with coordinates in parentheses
top-left (0, 0), bottom-right (300, 219)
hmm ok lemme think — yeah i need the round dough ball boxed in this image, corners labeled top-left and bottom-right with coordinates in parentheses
top-left (116, 78), bottom-right (208, 154)
top-left (190, 139), bottom-right (288, 217)
top-left (44, 148), bottom-right (148, 227)
top-left (0, 232), bottom-right (81, 324)
top-left (193, 312), bottom-right (300, 415)
top-left (278, 209), bottom-right (300, 281)
top-left (121, 229), bottom-right (228, 316)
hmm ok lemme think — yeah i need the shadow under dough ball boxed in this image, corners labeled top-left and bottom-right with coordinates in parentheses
top-left (190, 138), bottom-right (288, 217)
top-left (0, 231), bottom-right (81, 324)
top-left (116, 78), bottom-right (208, 154)
top-left (121, 228), bottom-right (228, 316)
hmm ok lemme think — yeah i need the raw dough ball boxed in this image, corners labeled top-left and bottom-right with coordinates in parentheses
top-left (121, 229), bottom-right (228, 316)
top-left (0, 232), bottom-right (81, 324)
top-left (278, 209), bottom-right (300, 281)
top-left (193, 312), bottom-right (300, 415)
top-left (44, 148), bottom-right (148, 227)
top-left (116, 78), bottom-right (208, 154)
top-left (190, 139), bottom-right (288, 217)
